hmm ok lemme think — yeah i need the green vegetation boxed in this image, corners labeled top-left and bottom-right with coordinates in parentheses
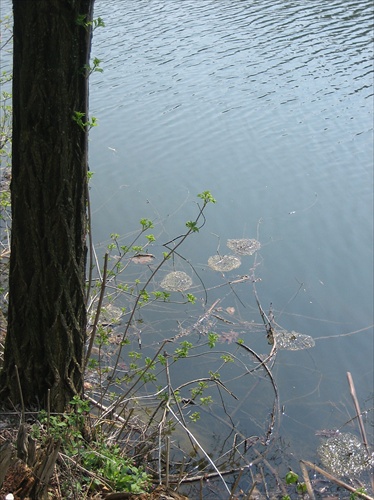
top-left (32, 396), bottom-right (150, 495)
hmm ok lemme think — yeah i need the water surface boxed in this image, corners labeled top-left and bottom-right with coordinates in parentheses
top-left (88, 2), bottom-right (373, 488)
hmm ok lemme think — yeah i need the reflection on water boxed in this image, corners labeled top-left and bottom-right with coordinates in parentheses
top-left (88, 0), bottom-right (373, 493)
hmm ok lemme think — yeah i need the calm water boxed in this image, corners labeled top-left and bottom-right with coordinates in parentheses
top-left (88, 0), bottom-right (373, 491)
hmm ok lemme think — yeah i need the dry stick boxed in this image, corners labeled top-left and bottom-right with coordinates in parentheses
top-left (59, 452), bottom-right (113, 491)
top-left (15, 365), bottom-right (29, 461)
top-left (346, 372), bottom-right (374, 495)
top-left (188, 298), bottom-right (220, 336)
top-left (300, 460), bottom-right (374, 500)
top-left (158, 418), bottom-right (164, 485)
top-left (117, 407), bottom-right (135, 440)
top-left (31, 438), bottom-right (61, 498)
top-left (246, 481), bottom-right (257, 499)
top-left (46, 388), bottom-right (51, 437)
top-left (0, 441), bottom-right (12, 488)
top-left (158, 355), bottom-right (172, 488)
top-left (169, 459), bottom-right (267, 485)
top-left (165, 355), bottom-right (198, 453)
top-left (87, 389), bottom-right (166, 430)
top-left (253, 283), bottom-right (275, 342)
top-left (84, 252), bottom-right (109, 370)
top-left (259, 464), bottom-right (269, 498)
top-left (85, 181), bottom-right (94, 305)
top-left (229, 341), bottom-right (278, 423)
top-left (176, 456), bottom-right (187, 491)
top-left (299, 460), bottom-right (316, 500)
top-left (229, 467), bottom-right (244, 499)
top-left (165, 435), bottom-right (170, 489)
top-left (167, 405), bottom-right (232, 496)
top-left (251, 448), bottom-right (287, 497)
top-left (236, 342), bottom-right (280, 444)
top-left (14, 364), bottom-right (25, 423)
top-left (347, 371), bottom-right (369, 452)
top-left (230, 434), bottom-right (238, 463)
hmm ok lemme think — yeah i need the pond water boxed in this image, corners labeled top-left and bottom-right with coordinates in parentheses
top-left (87, 0), bottom-right (373, 494)
top-left (1, 0), bottom-right (373, 495)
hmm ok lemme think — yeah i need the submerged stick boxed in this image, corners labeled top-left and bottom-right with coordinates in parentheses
top-left (300, 460), bottom-right (374, 500)
top-left (347, 371), bottom-right (369, 452)
top-left (246, 481), bottom-right (257, 499)
top-left (235, 341), bottom-right (280, 444)
top-left (167, 405), bottom-right (232, 496)
top-left (299, 461), bottom-right (316, 500)
top-left (229, 467), bottom-right (244, 499)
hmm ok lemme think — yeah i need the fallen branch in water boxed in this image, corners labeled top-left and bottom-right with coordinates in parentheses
top-left (300, 460), bottom-right (374, 500)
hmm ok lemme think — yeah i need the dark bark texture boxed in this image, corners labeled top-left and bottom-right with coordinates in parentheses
top-left (0, 0), bottom-right (94, 412)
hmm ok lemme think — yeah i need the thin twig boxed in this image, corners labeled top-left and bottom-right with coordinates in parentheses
top-left (235, 342), bottom-right (280, 444)
top-left (47, 388), bottom-right (51, 436)
top-left (85, 252), bottom-right (109, 369)
top-left (85, 180), bottom-right (94, 305)
top-left (165, 435), bottom-right (170, 488)
top-left (99, 340), bottom-right (169, 425)
top-left (102, 199), bottom-right (212, 397)
top-left (14, 365), bottom-right (25, 423)
top-left (252, 449), bottom-right (287, 497)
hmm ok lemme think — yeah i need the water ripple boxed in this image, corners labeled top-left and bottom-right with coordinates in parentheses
top-left (92, 0), bottom-right (373, 116)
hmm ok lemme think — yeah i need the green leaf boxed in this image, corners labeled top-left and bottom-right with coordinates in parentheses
top-left (140, 218), bottom-right (154, 230)
top-left (189, 412), bottom-right (200, 422)
top-left (285, 471), bottom-right (298, 484)
top-left (208, 332), bottom-right (219, 348)
top-left (197, 191), bottom-right (216, 204)
top-left (186, 221), bottom-right (199, 232)
top-left (186, 293), bottom-right (196, 304)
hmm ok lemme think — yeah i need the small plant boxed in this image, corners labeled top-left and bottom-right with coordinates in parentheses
top-left (350, 488), bottom-right (368, 500)
top-left (221, 353), bottom-right (234, 363)
top-left (189, 411), bottom-right (201, 422)
top-left (197, 191), bottom-right (216, 204)
top-left (174, 341), bottom-right (193, 358)
top-left (208, 332), bottom-right (219, 348)
top-left (72, 110), bottom-right (98, 131)
top-left (83, 56), bottom-right (103, 77)
top-left (76, 14), bottom-right (105, 31)
top-left (82, 445), bottom-right (150, 493)
top-left (186, 293), bottom-right (196, 304)
top-left (35, 398), bottom-right (151, 495)
top-left (191, 381), bottom-right (209, 399)
top-left (283, 470), bottom-right (307, 497)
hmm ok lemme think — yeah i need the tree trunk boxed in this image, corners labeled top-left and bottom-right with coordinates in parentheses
top-left (0, 0), bottom-right (94, 412)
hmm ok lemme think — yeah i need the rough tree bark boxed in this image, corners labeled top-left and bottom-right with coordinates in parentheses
top-left (0, 0), bottom-right (95, 412)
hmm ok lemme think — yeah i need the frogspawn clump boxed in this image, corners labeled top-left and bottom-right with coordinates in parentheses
top-left (208, 255), bottom-right (241, 272)
top-left (274, 330), bottom-right (315, 350)
top-left (227, 238), bottom-right (261, 256)
top-left (160, 271), bottom-right (192, 292)
top-left (318, 433), bottom-right (373, 477)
